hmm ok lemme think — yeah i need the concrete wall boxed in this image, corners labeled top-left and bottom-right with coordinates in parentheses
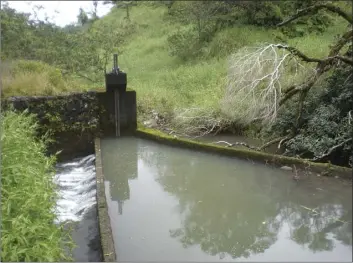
top-left (97, 90), bottom-right (137, 136)
top-left (2, 90), bottom-right (137, 161)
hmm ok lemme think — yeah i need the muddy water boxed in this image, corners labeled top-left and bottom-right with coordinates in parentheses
top-left (101, 137), bottom-right (352, 262)
top-left (55, 155), bottom-right (102, 262)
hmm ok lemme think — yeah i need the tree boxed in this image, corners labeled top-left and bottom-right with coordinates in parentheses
top-left (223, 2), bottom-right (352, 152)
top-left (169, 1), bottom-right (226, 42)
top-left (77, 8), bottom-right (89, 26)
top-left (91, 0), bottom-right (99, 21)
top-left (104, 0), bottom-right (134, 21)
top-left (117, 1), bottom-right (134, 21)
top-left (0, 4), bottom-right (36, 60)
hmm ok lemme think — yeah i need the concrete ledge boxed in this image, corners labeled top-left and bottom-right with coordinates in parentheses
top-left (2, 90), bottom-right (137, 156)
top-left (94, 138), bottom-right (116, 262)
top-left (135, 126), bottom-right (352, 179)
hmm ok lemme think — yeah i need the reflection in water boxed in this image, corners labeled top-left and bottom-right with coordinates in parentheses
top-left (101, 137), bottom-right (352, 262)
top-left (102, 138), bottom-right (137, 215)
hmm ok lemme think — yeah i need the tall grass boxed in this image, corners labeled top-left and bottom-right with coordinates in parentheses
top-left (1, 110), bottom-right (73, 261)
top-left (1, 60), bottom-right (88, 98)
top-left (111, 4), bottom-right (348, 128)
top-left (3, 4), bottom-right (348, 133)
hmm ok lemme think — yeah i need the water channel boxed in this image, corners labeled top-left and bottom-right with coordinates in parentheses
top-left (101, 137), bottom-right (352, 262)
top-left (55, 155), bottom-right (102, 261)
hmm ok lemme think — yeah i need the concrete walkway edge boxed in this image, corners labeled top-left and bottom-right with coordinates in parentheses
top-left (95, 138), bottom-right (117, 262)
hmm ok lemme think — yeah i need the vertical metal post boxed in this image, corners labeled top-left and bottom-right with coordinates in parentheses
top-left (117, 91), bottom-right (120, 137)
top-left (113, 53), bottom-right (121, 137)
top-left (114, 89), bottom-right (121, 137)
top-left (114, 54), bottom-right (118, 73)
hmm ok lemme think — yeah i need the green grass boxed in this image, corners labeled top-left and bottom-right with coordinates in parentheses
top-left (104, 4), bottom-right (349, 122)
top-left (2, 4), bottom-right (348, 124)
top-left (1, 60), bottom-right (90, 98)
top-left (1, 110), bottom-right (74, 261)
top-left (287, 21), bottom-right (349, 59)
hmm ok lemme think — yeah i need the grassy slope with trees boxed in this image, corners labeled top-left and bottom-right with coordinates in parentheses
top-left (0, 1), bottom-right (351, 259)
top-left (1, 0), bottom-right (352, 166)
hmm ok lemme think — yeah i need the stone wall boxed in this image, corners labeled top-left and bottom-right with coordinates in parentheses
top-left (2, 90), bottom-right (137, 161)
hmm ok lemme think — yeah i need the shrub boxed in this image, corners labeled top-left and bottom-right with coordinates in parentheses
top-left (167, 26), bottom-right (203, 60)
top-left (267, 65), bottom-right (353, 166)
top-left (1, 110), bottom-right (74, 261)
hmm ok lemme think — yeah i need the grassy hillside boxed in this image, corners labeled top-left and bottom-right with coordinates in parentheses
top-left (1, 1), bottom-right (351, 165)
top-left (95, 3), bottom-right (348, 122)
top-left (2, 3), bottom-right (347, 113)
top-left (1, 60), bottom-right (90, 97)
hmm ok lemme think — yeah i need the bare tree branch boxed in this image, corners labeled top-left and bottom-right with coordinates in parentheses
top-left (294, 89), bottom-right (309, 130)
top-left (258, 135), bottom-right (292, 151)
top-left (213, 140), bottom-right (258, 151)
top-left (275, 44), bottom-right (324, 63)
top-left (333, 55), bottom-right (353, 66)
top-left (327, 29), bottom-right (353, 57)
top-left (276, 44), bottom-right (353, 66)
top-left (277, 3), bottom-right (353, 26)
top-left (279, 77), bottom-right (315, 107)
top-left (310, 138), bottom-right (353, 162)
top-left (171, 107), bottom-right (225, 137)
top-left (222, 44), bottom-right (303, 125)
top-left (279, 29), bottom-right (352, 106)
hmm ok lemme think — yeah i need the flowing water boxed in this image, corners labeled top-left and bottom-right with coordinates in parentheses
top-left (101, 137), bottom-right (352, 262)
top-left (54, 155), bottom-right (102, 261)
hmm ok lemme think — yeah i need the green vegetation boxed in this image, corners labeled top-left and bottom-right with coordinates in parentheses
top-left (1, 1), bottom-right (352, 166)
top-left (1, 60), bottom-right (89, 97)
top-left (1, 111), bottom-right (73, 261)
top-left (0, 1), bottom-right (351, 258)
top-left (265, 65), bottom-right (352, 166)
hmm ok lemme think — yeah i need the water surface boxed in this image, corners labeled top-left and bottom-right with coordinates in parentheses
top-left (55, 155), bottom-right (102, 262)
top-left (101, 137), bottom-right (352, 262)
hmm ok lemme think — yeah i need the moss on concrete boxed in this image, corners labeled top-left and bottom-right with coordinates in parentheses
top-left (94, 138), bottom-right (116, 262)
top-left (135, 125), bottom-right (352, 179)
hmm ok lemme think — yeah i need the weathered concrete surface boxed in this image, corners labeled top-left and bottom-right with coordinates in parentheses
top-left (3, 92), bottom-right (100, 161)
top-left (97, 90), bottom-right (137, 136)
top-left (95, 138), bottom-right (116, 262)
top-left (135, 126), bottom-right (353, 180)
top-left (2, 90), bottom-right (137, 161)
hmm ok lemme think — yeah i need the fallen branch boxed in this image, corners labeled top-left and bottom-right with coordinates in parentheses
top-left (278, 136), bottom-right (290, 149)
top-left (258, 134), bottom-right (293, 151)
top-left (172, 107), bottom-right (225, 138)
top-left (311, 138), bottom-right (353, 162)
top-left (213, 140), bottom-right (258, 151)
top-left (300, 205), bottom-right (319, 215)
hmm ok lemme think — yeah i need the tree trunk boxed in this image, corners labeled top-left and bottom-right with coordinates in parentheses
top-left (126, 5), bottom-right (130, 21)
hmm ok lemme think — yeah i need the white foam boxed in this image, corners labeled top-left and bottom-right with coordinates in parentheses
top-left (54, 154), bottom-right (97, 224)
